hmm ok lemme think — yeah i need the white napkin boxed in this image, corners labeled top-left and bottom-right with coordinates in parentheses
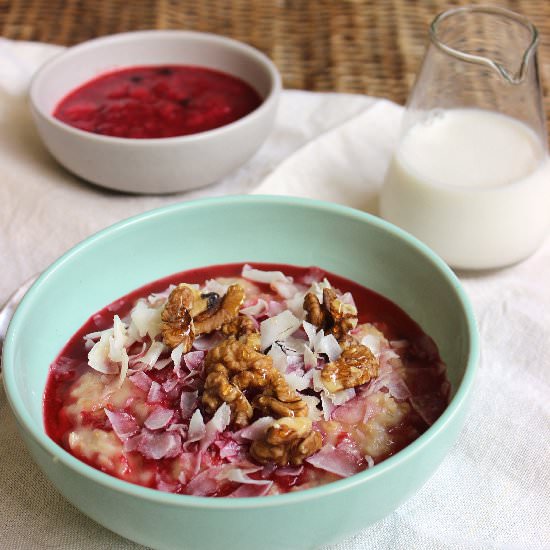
top-left (0, 40), bottom-right (549, 550)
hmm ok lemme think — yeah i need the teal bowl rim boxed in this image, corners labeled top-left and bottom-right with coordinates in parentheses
top-left (3, 194), bottom-right (479, 510)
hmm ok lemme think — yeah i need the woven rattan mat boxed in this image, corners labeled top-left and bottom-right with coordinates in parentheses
top-left (2, 0), bottom-right (550, 133)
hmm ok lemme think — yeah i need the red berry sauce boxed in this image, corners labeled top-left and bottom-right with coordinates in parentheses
top-left (53, 65), bottom-right (263, 139)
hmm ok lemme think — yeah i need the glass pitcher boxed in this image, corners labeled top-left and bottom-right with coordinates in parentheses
top-left (380, 6), bottom-right (549, 269)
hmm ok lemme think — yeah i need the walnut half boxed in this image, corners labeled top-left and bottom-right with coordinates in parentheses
top-left (249, 417), bottom-right (322, 466)
top-left (304, 287), bottom-right (358, 342)
top-left (161, 283), bottom-right (244, 351)
top-left (321, 343), bottom-right (379, 393)
top-left (201, 336), bottom-right (309, 427)
top-left (161, 285), bottom-right (196, 351)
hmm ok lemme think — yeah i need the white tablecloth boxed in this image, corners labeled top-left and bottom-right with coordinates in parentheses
top-left (0, 40), bottom-right (549, 550)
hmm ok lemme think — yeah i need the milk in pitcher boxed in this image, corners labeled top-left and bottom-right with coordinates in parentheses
top-left (380, 108), bottom-right (550, 269)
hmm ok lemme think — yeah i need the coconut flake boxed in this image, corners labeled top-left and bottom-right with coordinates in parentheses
top-left (260, 310), bottom-right (301, 351)
top-left (301, 394), bottom-right (323, 422)
top-left (117, 348), bottom-right (130, 386)
top-left (302, 321), bottom-right (317, 345)
top-left (314, 332), bottom-right (341, 362)
top-left (361, 334), bottom-right (384, 356)
top-left (200, 403), bottom-right (231, 451)
top-left (152, 357), bottom-right (172, 371)
top-left (108, 315), bottom-right (128, 361)
top-left (171, 343), bottom-right (185, 370)
top-left (147, 284), bottom-right (176, 305)
top-left (162, 376), bottom-right (179, 393)
top-left (320, 392), bottom-right (335, 420)
top-left (218, 465), bottom-right (271, 486)
top-left (184, 350), bottom-right (206, 371)
top-left (128, 370), bottom-right (152, 392)
top-left (104, 409), bottom-right (139, 440)
top-left (327, 388), bottom-right (356, 406)
top-left (274, 466), bottom-right (304, 477)
top-left (241, 264), bottom-right (291, 284)
top-left (157, 478), bottom-right (180, 493)
top-left (138, 430), bottom-right (181, 460)
top-left (147, 381), bottom-right (165, 403)
top-left (216, 438), bottom-right (242, 460)
top-left (270, 280), bottom-right (301, 299)
top-left (123, 433), bottom-right (142, 453)
top-left (186, 409), bottom-right (206, 444)
top-left (202, 278), bottom-right (229, 296)
top-left (284, 371), bottom-right (312, 392)
top-left (236, 417), bottom-right (275, 441)
top-left (306, 443), bottom-right (362, 478)
top-left (228, 482), bottom-right (273, 497)
top-left (303, 343), bottom-right (318, 369)
top-left (192, 333), bottom-right (224, 351)
top-left (180, 391), bottom-right (198, 418)
top-left (130, 299), bottom-right (163, 340)
top-left (385, 374), bottom-right (411, 401)
top-left (240, 299), bottom-right (268, 317)
top-left (308, 278), bottom-right (333, 301)
top-left (137, 341), bottom-right (166, 369)
top-left (284, 291), bottom-right (307, 319)
top-left (88, 331), bottom-right (118, 374)
top-left (268, 343), bottom-right (288, 374)
top-left (185, 467), bottom-right (222, 496)
top-left (144, 406), bottom-right (174, 430)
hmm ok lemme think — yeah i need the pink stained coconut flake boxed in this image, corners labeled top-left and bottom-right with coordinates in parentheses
top-left (104, 408), bottom-right (140, 440)
top-left (128, 370), bottom-right (153, 392)
top-left (267, 300), bottom-right (286, 317)
top-left (228, 481), bottom-right (273, 497)
top-left (138, 430), bottom-right (182, 460)
top-left (274, 465), bottom-right (303, 477)
top-left (192, 333), bottom-right (224, 352)
top-left (180, 390), bottom-right (198, 419)
top-left (186, 409), bottom-right (206, 446)
top-left (235, 416), bottom-right (274, 441)
top-left (144, 406), bottom-right (174, 430)
top-left (306, 444), bottom-right (363, 478)
top-left (215, 438), bottom-right (243, 460)
top-left (183, 350), bottom-right (206, 371)
top-left (147, 381), bottom-right (165, 403)
top-left (200, 403), bottom-right (231, 452)
top-left (185, 466), bottom-right (223, 496)
top-left (384, 374), bottom-right (412, 401)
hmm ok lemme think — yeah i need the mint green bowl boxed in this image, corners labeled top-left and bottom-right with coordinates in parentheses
top-left (3, 196), bottom-right (478, 550)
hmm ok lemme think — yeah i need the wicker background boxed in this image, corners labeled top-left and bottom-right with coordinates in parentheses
top-left (1, 0), bottom-right (550, 133)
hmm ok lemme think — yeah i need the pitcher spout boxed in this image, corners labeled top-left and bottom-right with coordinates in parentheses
top-left (430, 6), bottom-right (539, 85)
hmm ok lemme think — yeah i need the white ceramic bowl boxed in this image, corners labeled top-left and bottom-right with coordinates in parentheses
top-left (29, 31), bottom-right (281, 194)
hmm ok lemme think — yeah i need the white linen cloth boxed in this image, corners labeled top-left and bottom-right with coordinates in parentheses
top-left (0, 40), bottom-right (548, 550)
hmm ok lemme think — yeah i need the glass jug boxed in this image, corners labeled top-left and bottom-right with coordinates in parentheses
top-left (380, 6), bottom-right (549, 269)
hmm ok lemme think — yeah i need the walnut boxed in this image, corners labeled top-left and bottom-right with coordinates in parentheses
top-left (202, 337), bottom-right (274, 426)
top-left (201, 336), bottom-right (309, 426)
top-left (202, 367), bottom-right (253, 427)
top-left (304, 287), bottom-right (358, 342)
top-left (303, 292), bottom-right (326, 328)
top-left (161, 283), bottom-right (241, 350)
top-left (321, 343), bottom-right (379, 393)
top-left (249, 417), bottom-right (323, 466)
top-left (161, 285), bottom-right (195, 351)
top-left (254, 374), bottom-right (308, 418)
top-left (221, 315), bottom-right (260, 350)
top-left (194, 284), bottom-right (245, 335)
